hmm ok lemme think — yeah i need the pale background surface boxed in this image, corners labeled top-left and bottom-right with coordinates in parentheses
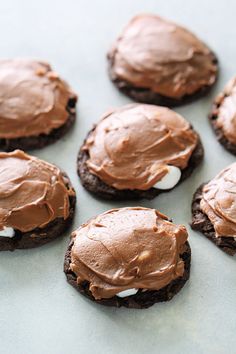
top-left (0, 1), bottom-right (236, 353)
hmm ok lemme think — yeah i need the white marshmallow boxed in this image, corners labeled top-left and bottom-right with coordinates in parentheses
top-left (0, 227), bottom-right (15, 238)
top-left (117, 288), bottom-right (138, 298)
top-left (154, 166), bottom-right (181, 190)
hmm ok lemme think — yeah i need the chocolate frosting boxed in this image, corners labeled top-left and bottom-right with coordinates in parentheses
top-left (200, 163), bottom-right (236, 237)
top-left (108, 14), bottom-right (217, 99)
top-left (0, 150), bottom-right (75, 232)
top-left (70, 207), bottom-right (188, 299)
top-left (0, 59), bottom-right (77, 138)
top-left (214, 77), bottom-right (236, 144)
top-left (84, 104), bottom-right (198, 190)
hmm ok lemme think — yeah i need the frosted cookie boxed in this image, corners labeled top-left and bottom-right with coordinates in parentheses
top-left (209, 77), bottom-right (236, 155)
top-left (64, 207), bottom-right (191, 309)
top-left (78, 104), bottom-right (203, 200)
top-left (108, 14), bottom-right (218, 106)
top-left (191, 163), bottom-right (236, 255)
top-left (0, 150), bottom-right (76, 251)
top-left (0, 59), bottom-right (77, 151)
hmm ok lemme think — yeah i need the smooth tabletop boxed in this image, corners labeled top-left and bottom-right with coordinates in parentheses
top-left (0, 1), bottom-right (236, 353)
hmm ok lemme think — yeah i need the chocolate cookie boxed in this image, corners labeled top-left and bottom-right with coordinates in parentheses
top-left (77, 104), bottom-right (204, 200)
top-left (0, 150), bottom-right (76, 251)
top-left (64, 207), bottom-right (191, 309)
top-left (191, 163), bottom-right (236, 256)
top-left (209, 77), bottom-right (236, 155)
top-left (108, 14), bottom-right (218, 107)
top-left (0, 59), bottom-right (77, 151)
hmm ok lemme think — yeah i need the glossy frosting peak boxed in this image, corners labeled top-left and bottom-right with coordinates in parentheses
top-left (0, 150), bottom-right (75, 232)
top-left (214, 77), bottom-right (236, 144)
top-left (108, 14), bottom-right (217, 98)
top-left (0, 59), bottom-right (77, 138)
top-left (70, 207), bottom-right (188, 299)
top-left (84, 104), bottom-right (198, 190)
top-left (200, 163), bottom-right (236, 237)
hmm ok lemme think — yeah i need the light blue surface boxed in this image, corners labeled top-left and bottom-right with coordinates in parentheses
top-left (0, 1), bottom-right (236, 353)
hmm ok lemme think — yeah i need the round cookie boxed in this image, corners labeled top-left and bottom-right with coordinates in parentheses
top-left (64, 207), bottom-right (191, 309)
top-left (0, 150), bottom-right (76, 251)
top-left (0, 59), bottom-right (77, 151)
top-left (209, 77), bottom-right (236, 155)
top-left (108, 14), bottom-right (218, 107)
top-left (191, 163), bottom-right (236, 256)
top-left (77, 104), bottom-right (204, 200)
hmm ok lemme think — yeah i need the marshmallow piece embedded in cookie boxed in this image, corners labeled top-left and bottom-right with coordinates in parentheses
top-left (0, 227), bottom-right (15, 238)
top-left (117, 289), bottom-right (138, 298)
top-left (154, 166), bottom-right (181, 190)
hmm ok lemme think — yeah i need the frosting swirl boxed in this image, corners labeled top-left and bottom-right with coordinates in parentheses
top-left (108, 14), bottom-right (217, 99)
top-left (200, 163), bottom-right (236, 237)
top-left (84, 104), bottom-right (198, 190)
top-left (0, 59), bottom-right (77, 138)
top-left (70, 207), bottom-right (188, 300)
top-left (213, 77), bottom-right (236, 144)
top-left (0, 150), bottom-right (75, 232)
